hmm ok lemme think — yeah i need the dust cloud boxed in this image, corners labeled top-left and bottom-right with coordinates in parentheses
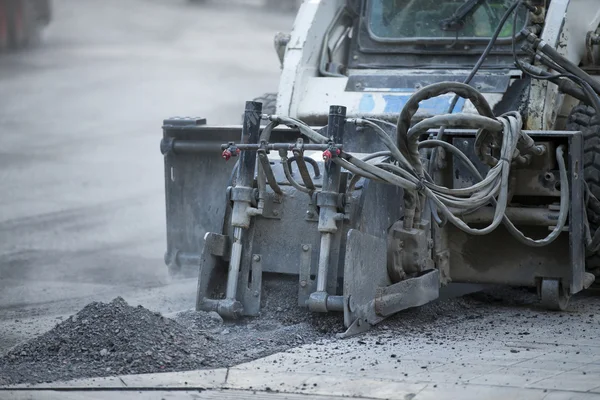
top-left (0, 0), bottom-right (294, 352)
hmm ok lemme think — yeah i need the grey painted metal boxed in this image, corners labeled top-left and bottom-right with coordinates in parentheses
top-left (224, 143), bottom-right (338, 151)
top-left (162, 124), bottom-right (237, 277)
top-left (452, 137), bottom-right (561, 198)
top-left (568, 129), bottom-right (585, 294)
top-left (374, 270), bottom-right (440, 317)
top-left (326, 295), bottom-right (344, 311)
top-left (237, 102), bottom-right (262, 188)
top-left (218, 102), bottom-right (263, 318)
top-left (457, 206), bottom-right (560, 227)
top-left (445, 130), bottom-right (585, 294)
top-left (196, 232), bottom-right (228, 312)
top-left (341, 229), bottom-right (440, 337)
top-left (342, 229), bottom-right (388, 332)
top-left (298, 244), bottom-right (316, 306)
top-left (237, 253), bottom-right (263, 316)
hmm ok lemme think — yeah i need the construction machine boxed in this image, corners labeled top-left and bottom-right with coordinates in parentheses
top-left (161, 0), bottom-right (600, 336)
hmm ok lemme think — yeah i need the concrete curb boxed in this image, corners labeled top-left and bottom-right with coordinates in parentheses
top-left (3, 368), bottom-right (599, 400)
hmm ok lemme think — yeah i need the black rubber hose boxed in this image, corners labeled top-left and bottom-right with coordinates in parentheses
top-left (527, 33), bottom-right (600, 95)
top-left (430, 0), bottom-right (520, 179)
top-left (287, 156), bottom-right (321, 178)
top-left (397, 82), bottom-right (495, 144)
top-left (396, 82), bottom-right (496, 178)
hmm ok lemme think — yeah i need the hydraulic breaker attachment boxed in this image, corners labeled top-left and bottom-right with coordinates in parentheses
top-left (162, 90), bottom-right (593, 335)
top-left (196, 101), bottom-right (263, 318)
top-left (307, 106), bottom-right (347, 313)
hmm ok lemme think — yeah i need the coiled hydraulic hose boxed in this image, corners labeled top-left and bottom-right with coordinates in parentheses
top-left (269, 82), bottom-right (569, 247)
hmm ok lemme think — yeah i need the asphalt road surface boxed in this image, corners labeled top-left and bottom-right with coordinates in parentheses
top-left (0, 0), bottom-right (294, 352)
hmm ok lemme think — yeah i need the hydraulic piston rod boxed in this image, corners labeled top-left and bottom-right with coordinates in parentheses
top-left (308, 105), bottom-right (346, 313)
top-left (226, 227), bottom-right (244, 299)
top-left (211, 101), bottom-right (262, 319)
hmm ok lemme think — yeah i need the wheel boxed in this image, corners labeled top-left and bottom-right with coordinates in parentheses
top-left (566, 104), bottom-right (600, 276)
top-left (539, 279), bottom-right (570, 311)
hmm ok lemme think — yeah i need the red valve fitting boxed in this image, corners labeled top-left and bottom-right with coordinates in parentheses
top-left (222, 147), bottom-right (240, 161)
top-left (323, 148), bottom-right (341, 161)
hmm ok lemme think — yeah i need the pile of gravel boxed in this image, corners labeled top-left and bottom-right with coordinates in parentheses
top-left (0, 276), bottom-right (342, 385)
top-left (1, 278), bottom-right (554, 386)
top-left (0, 297), bottom-right (212, 384)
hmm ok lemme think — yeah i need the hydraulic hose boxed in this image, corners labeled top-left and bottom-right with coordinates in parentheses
top-left (332, 82), bottom-right (567, 244)
top-left (263, 78), bottom-right (569, 247)
top-left (280, 149), bottom-right (311, 194)
top-left (524, 31), bottom-right (600, 96)
top-left (443, 0), bottom-right (522, 117)
top-left (397, 82), bottom-right (496, 178)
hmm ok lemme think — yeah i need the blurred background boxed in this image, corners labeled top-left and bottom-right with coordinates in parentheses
top-left (0, 0), bottom-right (296, 350)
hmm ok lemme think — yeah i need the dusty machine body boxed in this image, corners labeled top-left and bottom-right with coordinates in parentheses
top-left (161, 0), bottom-right (600, 336)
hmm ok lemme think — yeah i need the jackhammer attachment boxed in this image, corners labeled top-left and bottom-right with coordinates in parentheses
top-left (188, 103), bottom-right (441, 332)
top-left (162, 83), bottom-right (592, 335)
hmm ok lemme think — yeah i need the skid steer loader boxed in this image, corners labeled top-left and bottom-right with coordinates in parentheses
top-left (161, 0), bottom-right (600, 336)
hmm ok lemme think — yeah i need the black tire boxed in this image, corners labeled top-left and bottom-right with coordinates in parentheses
top-left (566, 104), bottom-right (600, 275)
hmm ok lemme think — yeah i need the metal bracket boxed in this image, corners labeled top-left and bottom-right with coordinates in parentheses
top-left (337, 316), bottom-right (371, 339)
top-left (304, 206), bottom-right (319, 222)
top-left (342, 230), bottom-right (388, 331)
top-left (262, 192), bottom-right (283, 219)
top-left (196, 229), bottom-right (262, 318)
top-left (298, 244), bottom-right (317, 306)
top-left (237, 254), bottom-right (263, 316)
top-left (374, 270), bottom-right (440, 317)
top-left (196, 233), bottom-right (229, 312)
top-left (316, 191), bottom-right (342, 209)
top-left (342, 229), bottom-right (440, 338)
